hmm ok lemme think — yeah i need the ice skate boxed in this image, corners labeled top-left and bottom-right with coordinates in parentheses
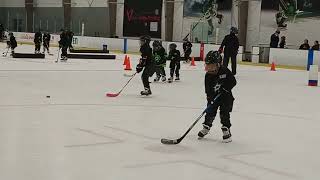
top-left (161, 76), bottom-right (166, 82)
top-left (221, 126), bottom-right (232, 143)
top-left (140, 88), bottom-right (152, 96)
top-left (198, 125), bottom-right (210, 139)
top-left (61, 56), bottom-right (68, 62)
top-left (154, 76), bottom-right (160, 82)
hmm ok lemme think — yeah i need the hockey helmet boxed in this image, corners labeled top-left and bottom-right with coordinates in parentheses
top-left (139, 35), bottom-right (151, 46)
top-left (152, 40), bottom-right (162, 47)
top-left (205, 50), bottom-right (222, 65)
top-left (230, 27), bottom-right (238, 34)
top-left (169, 43), bottom-right (177, 51)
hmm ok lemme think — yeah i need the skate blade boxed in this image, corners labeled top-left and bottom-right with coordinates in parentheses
top-left (222, 138), bottom-right (232, 143)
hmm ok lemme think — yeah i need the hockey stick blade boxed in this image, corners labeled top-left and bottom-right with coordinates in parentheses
top-left (106, 93), bottom-right (120, 97)
top-left (161, 138), bottom-right (180, 145)
top-left (106, 72), bottom-right (137, 98)
top-left (160, 94), bottom-right (221, 145)
top-left (123, 73), bottom-right (135, 77)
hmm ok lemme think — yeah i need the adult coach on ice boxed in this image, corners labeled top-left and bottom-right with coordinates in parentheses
top-left (219, 27), bottom-right (239, 75)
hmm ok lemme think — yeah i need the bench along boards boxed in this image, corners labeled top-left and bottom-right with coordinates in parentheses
top-left (67, 54), bottom-right (116, 59)
top-left (12, 53), bottom-right (45, 58)
top-left (70, 49), bottom-right (110, 54)
top-left (179, 57), bottom-right (202, 61)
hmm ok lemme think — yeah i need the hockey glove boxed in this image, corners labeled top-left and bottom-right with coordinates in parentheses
top-left (136, 64), bottom-right (143, 73)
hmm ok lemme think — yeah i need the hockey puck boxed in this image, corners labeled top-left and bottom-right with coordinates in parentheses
top-left (46, 95), bottom-right (50, 98)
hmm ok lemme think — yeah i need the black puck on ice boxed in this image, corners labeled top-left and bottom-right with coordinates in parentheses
top-left (46, 95), bottom-right (51, 98)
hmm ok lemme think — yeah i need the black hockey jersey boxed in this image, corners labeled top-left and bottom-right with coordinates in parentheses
top-left (139, 44), bottom-right (153, 67)
top-left (183, 41), bottom-right (192, 52)
top-left (205, 66), bottom-right (236, 100)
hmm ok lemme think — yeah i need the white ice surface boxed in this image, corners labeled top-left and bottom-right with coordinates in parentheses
top-left (0, 44), bottom-right (319, 180)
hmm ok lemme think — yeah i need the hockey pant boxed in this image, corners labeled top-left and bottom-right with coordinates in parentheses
top-left (184, 50), bottom-right (191, 62)
top-left (61, 46), bottom-right (68, 58)
top-left (155, 65), bottom-right (166, 77)
top-left (203, 95), bottom-right (234, 129)
top-left (142, 66), bottom-right (155, 89)
top-left (43, 42), bottom-right (50, 52)
top-left (170, 61), bottom-right (180, 78)
top-left (35, 43), bottom-right (41, 53)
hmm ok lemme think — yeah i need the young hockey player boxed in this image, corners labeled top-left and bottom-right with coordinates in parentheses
top-left (34, 30), bottom-right (42, 54)
top-left (167, 43), bottom-right (181, 83)
top-left (59, 29), bottom-right (69, 61)
top-left (183, 38), bottom-right (192, 63)
top-left (152, 40), bottom-right (167, 82)
top-left (43, 32), bottom-right (51, 54)
top-left (7, 33), bottom-right (17, 56)
top-left (136, 35), bottom-right (154, 96)
top-left (198, 50), bottom-right (237, 143)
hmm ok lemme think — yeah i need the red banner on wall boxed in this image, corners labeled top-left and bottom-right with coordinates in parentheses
top-left (123, 0), bottom-right (162, 38)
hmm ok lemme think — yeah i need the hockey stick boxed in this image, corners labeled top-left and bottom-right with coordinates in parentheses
top-left (161, 93), bottom-right (221, 145)
top-left (123, 72), bottom-right (136, 77)
top-left (106, 72), bottom-right (137, 97)
top-left (183, 15), bottom-right (206, 40)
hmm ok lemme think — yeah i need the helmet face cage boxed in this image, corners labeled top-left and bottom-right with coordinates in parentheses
top-left (169, 43), bottom-right (177, 51)
top-left (152, 40), bottom-right (161, 51)
top-left (139, 35), bottom-right (151, 46)
top-left (230, 27), bottom-right (238, 34)
top-left (205, 51), bottom-right (222, 65)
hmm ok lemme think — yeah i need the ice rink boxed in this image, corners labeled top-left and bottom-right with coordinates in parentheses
top-left (0, 44), bottom-right (319, 180)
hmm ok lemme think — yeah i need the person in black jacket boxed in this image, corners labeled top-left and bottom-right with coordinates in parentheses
top-left (219, 27), bottom-right (239, 75)
top-left (136, 35), bottom-right (154, 96)
top-left (8, 33), bottom-right (17, 55)
top-left (183, 38), bottom-right (192, 63)
top-left (311, 41), bottom-right (319, 51)
top-left (59, 29), bottom-right (69, 61)
top-left (34, 30), bottom-right (42, 54)
top-left (152, 40), bottom-right (167, 82)
top-left (43, 32), bottom-right (51, 54)
top-left (198, 51), bottom-right (236, 143)
top-left (167, 43), bottom-right (181, 83)
top-left (0, 24), bottom-right (4, 40)
top-left (299, 39), bottom-right (310, 50)
top-left (270, 30), bottom-right (280, 48)
top-left (66, 30), bottom-right (74, 50)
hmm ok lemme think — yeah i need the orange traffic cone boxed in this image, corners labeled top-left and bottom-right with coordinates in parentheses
top-left (270, 61), bottom-right (276, 71)
top-left (190, 57), bottom-right (196, 66)
top-left (124, 56), bottom-right (132, 71)
top-left (123, 55), bottom-right (128, 65)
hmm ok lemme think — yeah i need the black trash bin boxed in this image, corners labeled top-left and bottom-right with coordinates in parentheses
top-left (103, 44), bottom-right (108, 52)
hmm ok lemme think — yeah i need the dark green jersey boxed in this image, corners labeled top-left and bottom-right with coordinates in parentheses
top-left (153, 47), bottom-right (167, 65)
